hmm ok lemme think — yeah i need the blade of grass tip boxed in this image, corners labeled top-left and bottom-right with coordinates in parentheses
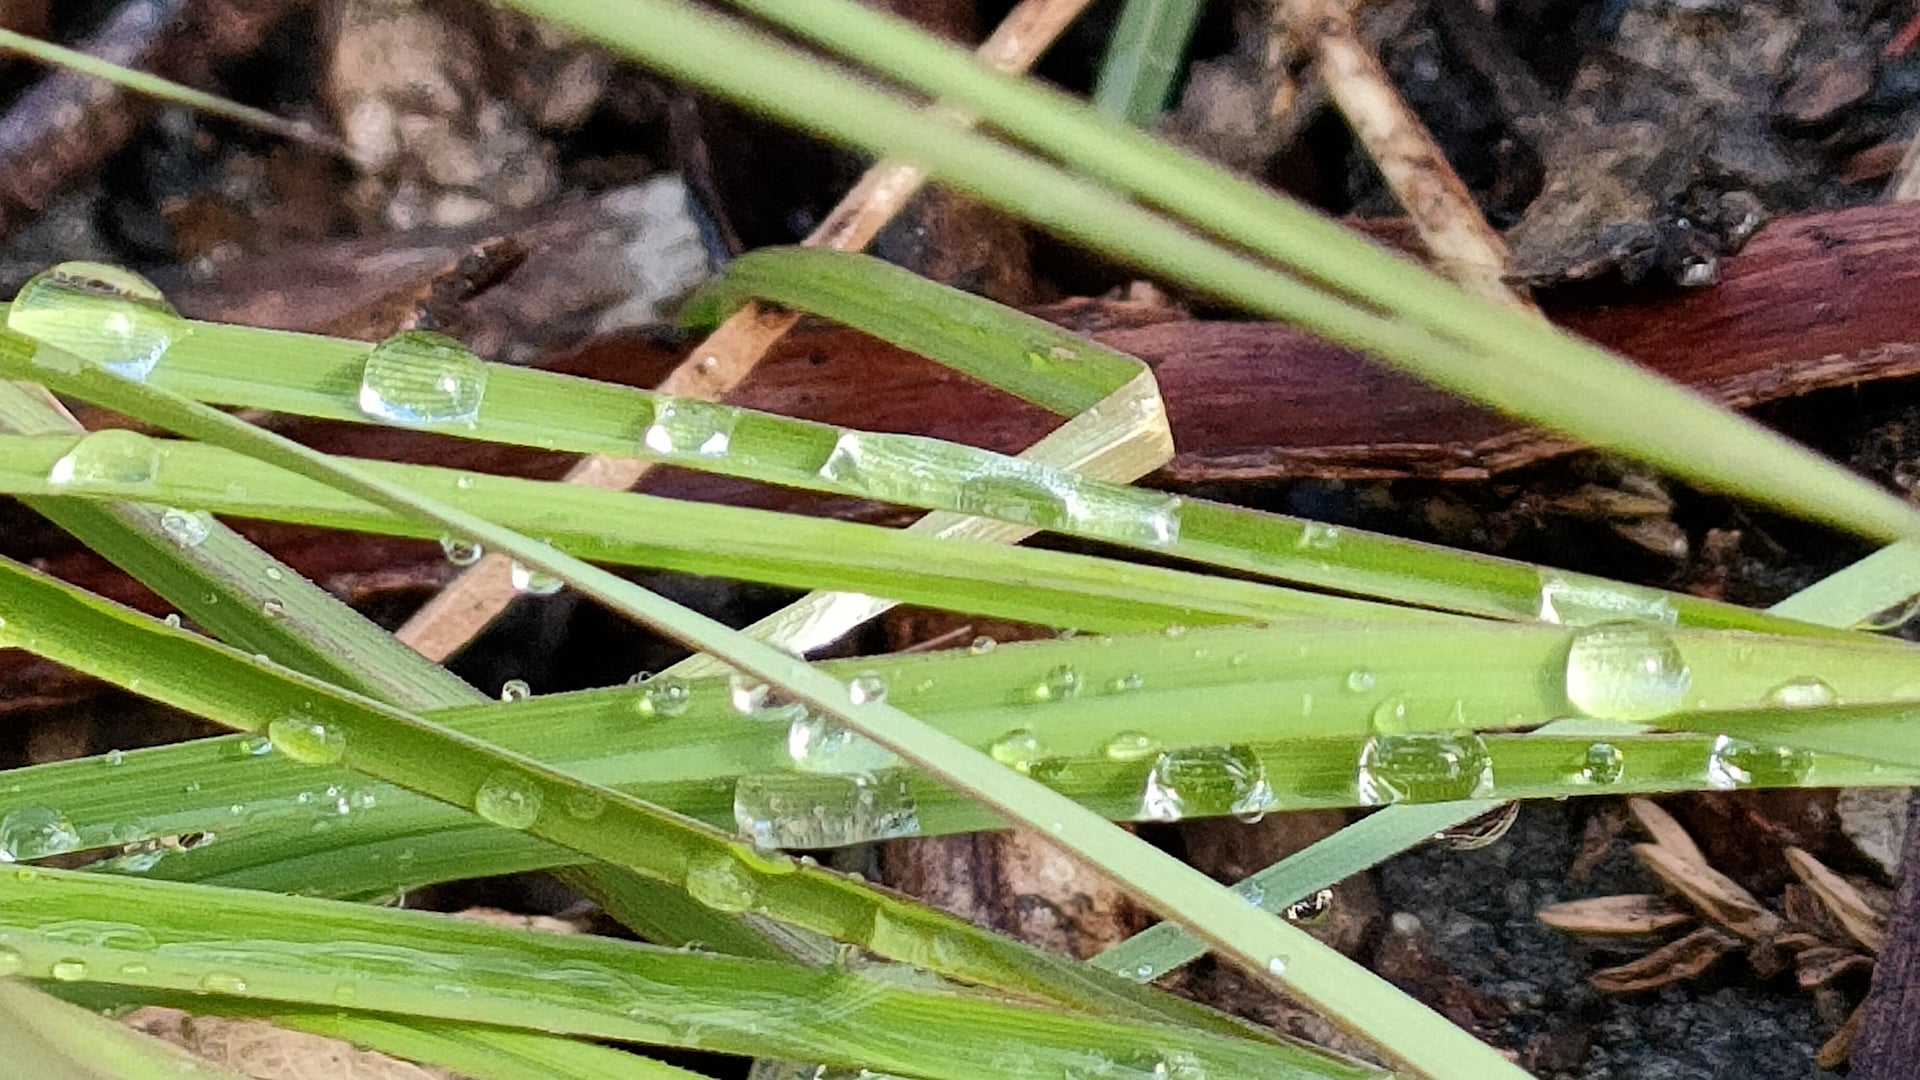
top-left (2, 869), bottom-right (1386, 1080)
top-left (1, 364), bottom-right (1527, 1079)
top-left (0, 27), bottom-right (342, 154)
top-left (395, 0), bottom-right (1097, 663)
top-left (0, 980), bottom-right (253, 1080)
top-left (1099, 531), bottom-right (1920, 981)
top-left (1092, 0), bottom-right (1205, 124)
top-left (503, 0), bottom-right (1920, 544)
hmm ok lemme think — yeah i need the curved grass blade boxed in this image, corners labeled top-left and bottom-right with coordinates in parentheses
top-left (1, 344), bottom-right (1525, 1079)
top-left (0, 980), bottom-right (252, 1080)
top-left (642, 0), bottom-right (1920, 542)
top-left (0, 868), bottom-right (1383, 1080)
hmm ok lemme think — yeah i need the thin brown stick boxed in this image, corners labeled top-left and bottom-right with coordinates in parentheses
top-left (394, 0), bottom-right (1095, 661)
top-left (1279, 0), bottom-right (1531, 310)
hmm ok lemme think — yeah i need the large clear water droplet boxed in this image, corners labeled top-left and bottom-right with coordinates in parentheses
top-left (1564, 622), bottom-right (1691, 722)
top-left (9, 261), bottom-right (188, 378)
top-left (158, 507), bottom-right (210, 547)
top-left (266, 716), bottom-right (347, 765)
top-left (641, 397), bottom-right (735, 457)
top-left (1536, 572), bottom-right (1678, 627)
top-left (1140, 745), bottom-right (1273, 822)
top-left (356, 330), bottom-right (488, 426)
top-left (46, 429), bottom-right (160, 490)
top-left (1765, 676), bottom-right (1838, 709)
top-left (1704, 733), bottom-right (1814, 790)
top-left (733, 770), bottom-right (919, 848)
top-left (1356, 732), bottom-right (1494, 805)
top-left (0, 805), bottom-right (81, 862)
top-left (788, 714), bottom-right (900, 774)
top-left (473, 771), bottom-right (542, 829)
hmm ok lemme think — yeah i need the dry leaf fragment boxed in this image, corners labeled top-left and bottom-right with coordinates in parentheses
top-left (1632, 842), bottom-right (1784, 941)
top-left (1783, 846), bottom-right (1886, 953)
top-left (1589, 926), bottom-right (1742, 992)
top-left (1626, 797), bottom-right (1708, 867)
top-left (1536, 893), bottom-right (1694, 937)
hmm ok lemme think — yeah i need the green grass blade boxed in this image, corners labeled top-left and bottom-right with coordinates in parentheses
top-left (0, 869), bottom-right (1379, 1080)
top-left (648, 0), bottom-right (1918, 542)
top-left (269, 1012), bottom-right (712, 1080)
top-left (0, 980), bottom-right (253, 1080)
top-left (1767, 541), bottom-right (1920, 628)
top-left (1092, 0), bottom-right (1205, 123)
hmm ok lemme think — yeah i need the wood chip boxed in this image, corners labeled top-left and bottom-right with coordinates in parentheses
top-left (1537, 893), bottom-right (1695, 937)
top-left (1589, 926), bottom-right (1742, 992)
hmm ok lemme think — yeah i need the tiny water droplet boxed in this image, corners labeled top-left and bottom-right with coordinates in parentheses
top-left (1141, 746), bottom-right (1273, 822)
top-left (0, 805), bottom-right (81, 862)
top-left (1564, 622), bottom-right (1691, 722)
top-left (105, 749), bottom-right (125, 766)
top-left (1032, 664), bottom-right (1081, 703)
top-left (1284, 888), bottom-right (1334, 925)
top-left (46, 429), bottom-right (160, 490)
top-left (989, 729), bottom-right (1044, 772)
top-left (563, 789), bottom-right (607, 821)
top-left (473, 771), bottom-right (542, 829)
top-left (510, 558), bottom-right (562, 596)
top-left (439, 535), bottom-right (482, 566)
top-left (0, 946), bottom-right (21, 976)
top-left (1296, 522), bottom-right (1340, 550)
top-left (1103, 731), bottom-right (1161, 761)
top-left (683, 852), bottom-right (759, 913)
top-left (1345, 669), bottom-right (1376, 693)
top-left (1265, 955), bottom-right (1289, 976)
top-left (848, 671), bottom-right (888, 705)
top-left (118, 962), bottom-right (151, 977)
top-left (1579, 742), bottom-right (1626, 785)
top-left (788, 714), bottom-right (900, 774)
top-left (199, 971), bottom-right (249, 995)
top-left (499, 679), bottom-right (531, 702)
top-left (728, 672), bottom-right (768, 715)
top-left (1108, 671), bottom-right (1145, 693)
top-left (267, 716), bottom-right (347, 765)
top-left (237, 734), bottom-right (272, 757)
top-left (162, 613), bottom-right (181, 628)
top-left (158, 507), bottom-right (210, 547)
top-left (356, 330), bottom-right (487, 426)
top-left (9, 261), bottom-right (187, 378)
top-left (261, 598), bottom-right (285, 619)
top-left (48, 958), bottom-right (87, 982)
top-left (640, 397), bottom-right (735, 457)
top-left (968, 635), bottom-right (997, 655)
top-left (637, 676), bottom-right (691, 717)
top-left (1765, 676), bottom-right (1838, 709)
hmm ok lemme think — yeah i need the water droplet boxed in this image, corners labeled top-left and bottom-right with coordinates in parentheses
top-left (1265, 955), bottom-right (1289, 976)
top-left (733, 770), bottom-right (919, 848)
top-left (1103, 731), bottom-right (1161, 762)
top-left (1369, 697), bottom-right (1411, 732)
top-left (46, 428), bottom-right (160, 490)
top-left (1296, 522), bottom-right (1340, 550)
top-left (1705, 733), bottom-right (1814, 790)
top-left (848, 671), bottom-right (888, 705)
top-left (158, 507), bottom-right (210, 547)
top-left (9, 261), bottom-right (187, 378)
top-left (989, 729), bottom-right (1044, 772)
top-left (728, 672), bottom-right (768, 715)
top-left (48, 958), bottom-right (87, 982)
top-left (0, 805), bottom-right (81, 862)
top-left (199, 971), bottom-right (249, 995)
top-left (509, 559), bottom-right (562, 596)
top-left (473, 771), bottom-right (542, 829)
top-left (789, 715), bottom-right (900, 774)
top-left (1108, 672), bottom-right (1145, 694)
top-left (1536, 572), bottom-right (1678, 627)
top-left (968, 635), bottom-right (997, 655)
top-left (356, 330), bottom-right (487, 426)
top-left (261, 598), bottom-right (285, 619)
top-left (1356, 732), bottom-right (1494, 805)
top-left (237, 734), bottom-right (273, 757)
top-left (1345, 669), bottom-right (1376, 693)
top-left (636, 676), bottom-right (692, 717)
top-left (1765, 676), bottom-right (1838, 709)
top-left (439, 535), bottom-right (482, 566)
top-left (683, 852), bottom-right (759, 913)
top-left (266, 716), bottom-right (347, 765)
top-left (1033, 664), bottom-right (1081, 703)
top-left (118, 962), bottom-right (151, 977)
top-left (1564, 622), bottom-right (1691, 722)
top-left (1140, 746), bottom-right (1273, 822)
top-left (499, 679), bottom-right (531, 702)
top-left (162, 613), bottom-right (181, 629)
top-left (1579, 742), bottom-right (1625, 785)
top-left (1284, 888), bottom-right (1334, 925)
top-left (105, 749), bottom-right (125, 766)
top-left (641, 397), bottom-right (735, 457)
top-left (0, 946), bottom-right (22, 976)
